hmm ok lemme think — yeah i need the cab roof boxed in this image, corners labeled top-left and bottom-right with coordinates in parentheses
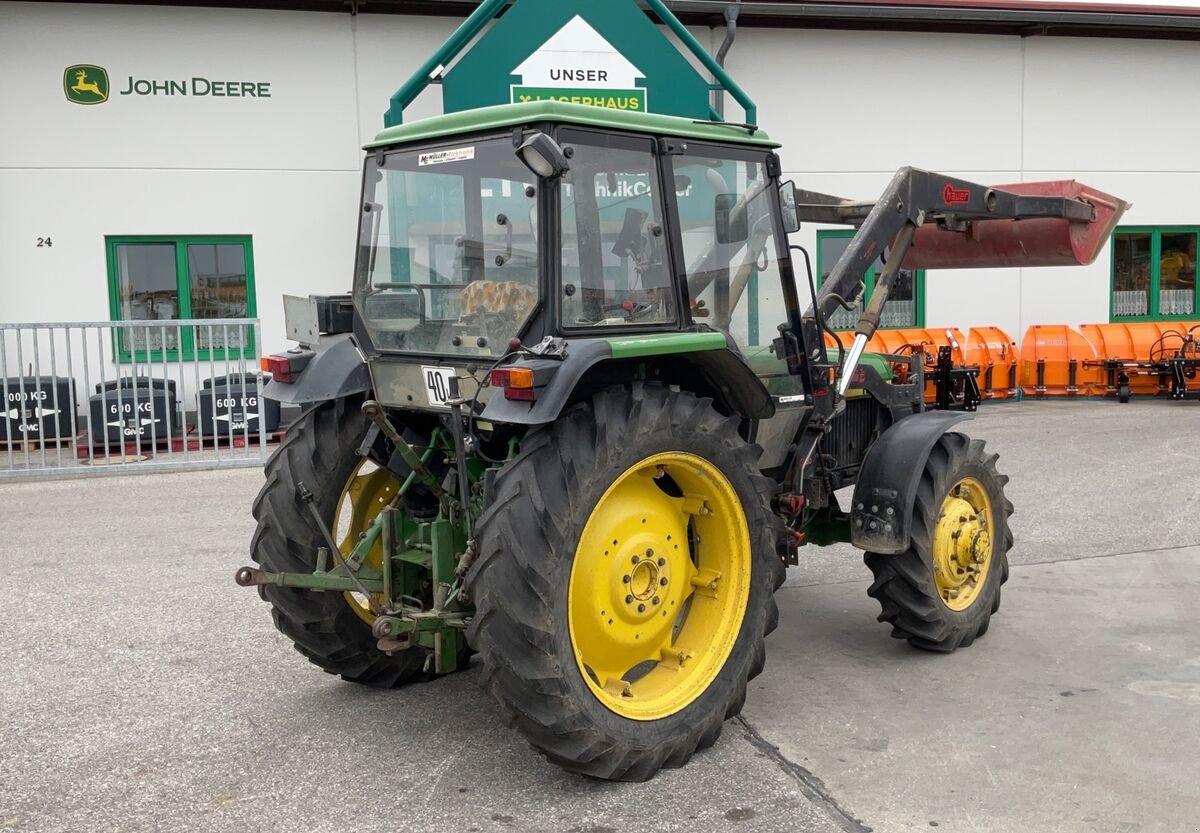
top-left (366, 100), bottom-right (779, 150)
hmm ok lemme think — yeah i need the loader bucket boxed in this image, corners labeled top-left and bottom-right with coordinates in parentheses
top-left (905, 181), bottom-right (1129, 270)
top-left (966, 327), bottom-right (1020, 400)
top-left (1020, 324), bottom-right (1101, 397)
top-left (1080, 321), bottom-right (1200, 397)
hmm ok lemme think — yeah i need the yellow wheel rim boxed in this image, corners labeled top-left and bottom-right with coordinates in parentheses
top-left (567, 452), bottom-right (752, 721)
top-left (931, 477), bottom-right (995, 611)
top-left (333, 460), bottom-right (399, 625)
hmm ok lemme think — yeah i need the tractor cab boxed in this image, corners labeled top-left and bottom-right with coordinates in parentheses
top-left (351, 101), bottom-right (801, 415)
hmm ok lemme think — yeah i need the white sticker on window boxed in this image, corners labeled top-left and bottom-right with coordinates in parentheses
top-left (418, 147), bottom-right (476, 167)
top-left (421, 366), bottom-right (456, 407)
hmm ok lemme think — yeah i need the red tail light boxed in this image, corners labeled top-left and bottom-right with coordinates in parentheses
top-left (261, 351), bottom-right (313, 384)
top-left (490, 366), bottom-right (539, 402)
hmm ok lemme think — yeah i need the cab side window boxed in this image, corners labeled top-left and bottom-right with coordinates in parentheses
top-left (670, 154), bottom-right (788, 357)
top-left (559, 135), bottom-right (676, 327)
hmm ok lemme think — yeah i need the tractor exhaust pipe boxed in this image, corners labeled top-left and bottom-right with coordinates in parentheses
top-left (712, 1), bottom-right (741, 120)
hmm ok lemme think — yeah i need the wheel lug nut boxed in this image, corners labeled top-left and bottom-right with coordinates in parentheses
top-left (625, 595), bottom-right (634, 604)
top-left (623, 575), bottom-right (631, 583)
top-left (659, 577), bottom-right (668, 586)
top-left (646, 548), bottom-right (654, 557)
top-left (652, 596), bottom-right (660, 605)
top-left (637, 603), bottom-right (646, 613)
top-left (632, 556), bottom-right (640, 564)
top-left (657, 558), bottom-right (665, 567)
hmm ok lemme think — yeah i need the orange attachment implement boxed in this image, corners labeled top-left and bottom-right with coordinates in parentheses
top-left (1080, 322), bottom-right (1200, 397)
top-left (965, 327), bottom-right (1020, 400)
top-left (827, 327), bottom-right (968, 405)
top-left (905, 181), bottom-right (1129, 270)
top-left (1020, 324), bottom-right (1100, 397)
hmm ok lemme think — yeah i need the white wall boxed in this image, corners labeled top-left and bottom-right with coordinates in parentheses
top-left (2, 2), bottom-right (1196, 359)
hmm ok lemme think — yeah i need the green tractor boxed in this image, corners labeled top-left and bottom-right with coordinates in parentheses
top-left (238, 98), bottom-right (1125, 780)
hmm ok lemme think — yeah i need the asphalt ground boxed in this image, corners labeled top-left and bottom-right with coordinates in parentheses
top-left (1, 400), bottom-right (1198, 833)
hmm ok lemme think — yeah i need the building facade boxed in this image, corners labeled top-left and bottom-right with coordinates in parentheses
top-left (2, 0), bottom-right (1198, 356)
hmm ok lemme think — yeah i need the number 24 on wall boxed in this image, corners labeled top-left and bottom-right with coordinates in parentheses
top-left (36, 237), bottom-right (53, 248)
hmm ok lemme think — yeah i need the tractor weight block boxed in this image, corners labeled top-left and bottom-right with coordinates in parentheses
top-left (904, 181), bottom-right (1129, 270)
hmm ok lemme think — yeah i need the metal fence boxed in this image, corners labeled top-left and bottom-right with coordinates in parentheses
top-left (0, 319), bottom-right (273, 480)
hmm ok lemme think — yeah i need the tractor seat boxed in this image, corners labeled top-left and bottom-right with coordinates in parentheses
top-left (459, 280), bottom-right (538, 323)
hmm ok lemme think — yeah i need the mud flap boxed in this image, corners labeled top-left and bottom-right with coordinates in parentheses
top-left (850, 411), bottom-right (973, 554)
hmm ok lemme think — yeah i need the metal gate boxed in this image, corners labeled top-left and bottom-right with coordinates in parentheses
top-left (0, 320), bottom-right (273, 479)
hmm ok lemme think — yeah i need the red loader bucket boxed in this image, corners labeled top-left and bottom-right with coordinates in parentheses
top-left (905, 181), bottom-right (1129, 269)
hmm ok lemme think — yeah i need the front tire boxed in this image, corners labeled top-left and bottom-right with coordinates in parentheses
top-left (864, 432), bottom-right (1012, 652)
top-left (465, 384), bottom-right (785, 781)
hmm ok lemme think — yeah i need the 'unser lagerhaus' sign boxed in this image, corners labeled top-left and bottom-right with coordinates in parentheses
top-left (441, 0), bottom-right (713, 119)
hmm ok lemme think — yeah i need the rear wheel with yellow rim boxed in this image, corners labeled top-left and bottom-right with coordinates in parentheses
top-left (465, 384), bottom-right (785, 781)
top-left (251, 396), bottom-right (452, 686)
top-left (864, 431), bottom-right (1012, 651)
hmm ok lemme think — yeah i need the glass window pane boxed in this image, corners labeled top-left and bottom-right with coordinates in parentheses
top-left (877, 266), bottom-right (917, 329)
top-left (1158, 232), bottom-right (1196, 316)
top-left (671, 155), bottom-right (790, 357)
top-left (817, 235), bottom-right (863, 331)
top-left (355, 139), bottom-right (540, 357)
top-left (188, 244), bottom-right (248, 318)
top-left (1112, 232), bottom-right (1150, 317)
top-left (188, 243), bottom-right (249, 352)
top-left (560, 138), bottom-right (674, 327)
top-left (115, 243), bottom-right (178, 352)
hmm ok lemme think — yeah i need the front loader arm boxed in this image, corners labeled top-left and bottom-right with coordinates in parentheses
top-left (790, 167), bottom-right (1126, 396)
top-left (798, 167), bottom-right (1099, 326)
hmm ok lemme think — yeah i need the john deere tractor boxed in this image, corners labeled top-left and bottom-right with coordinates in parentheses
top-left (238, 99), bottom-right (1125, 781)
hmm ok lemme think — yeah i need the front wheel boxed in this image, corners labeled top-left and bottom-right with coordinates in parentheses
top-left (465, 384), bottom-right (785, 781)
top-left (864, 432), bottom-right (1012, 652)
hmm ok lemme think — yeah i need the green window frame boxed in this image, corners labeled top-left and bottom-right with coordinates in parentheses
top-left (815, 229), bottom-right (925, 330)
top-left (1110, 226), bottom-right (1199, 322)
top-left (105, 235), bottom-right (257, 362)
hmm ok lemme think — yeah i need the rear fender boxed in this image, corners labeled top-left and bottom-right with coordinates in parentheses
top-left (479, 338), bottom-right (774, 426)
top-left (849, 411), bottom-right (973, 554)
top-left (263, 334), bottom-right (371, 406)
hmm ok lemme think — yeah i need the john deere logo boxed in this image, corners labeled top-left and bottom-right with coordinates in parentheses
top-left (64, 65), bottom-right (109, 105)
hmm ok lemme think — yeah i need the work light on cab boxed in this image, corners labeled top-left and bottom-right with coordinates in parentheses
top-left (515, 131), bottom-right (570, 179)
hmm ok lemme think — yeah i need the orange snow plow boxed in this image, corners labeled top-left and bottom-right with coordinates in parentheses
top-left (1079, 322), bottom-right (1200, 401)
top-left (966, 327), bottom-right (1020, 401)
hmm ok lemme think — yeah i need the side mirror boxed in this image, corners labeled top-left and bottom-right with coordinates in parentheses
top-left (715, 194), bottom-right (748, 245)
top-left (780, 181), bottom-right (800, 234)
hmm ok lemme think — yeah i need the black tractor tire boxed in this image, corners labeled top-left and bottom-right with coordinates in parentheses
top-left (864, 432), bottom-right (1012, 652)
top-left (250, 396), bottom-right (432, 687)
top-left (465, 383), bottom-right (785, 781)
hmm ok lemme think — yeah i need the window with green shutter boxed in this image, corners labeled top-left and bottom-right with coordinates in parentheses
top-left (816, 229), bottom-right (925, 330)
top-left (105, 235), bottom-right (257, 362)
top-left (1111, 227), bottom-right (1198, 321)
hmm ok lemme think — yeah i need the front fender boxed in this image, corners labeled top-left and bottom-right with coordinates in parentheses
top-left (850, 410), bottom-right (974, 554)
top-left (263, 334), bottom-right (371, 406)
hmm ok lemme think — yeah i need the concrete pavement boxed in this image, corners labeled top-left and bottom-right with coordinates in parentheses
top-left (1, 400), bottom-right (1197, 833)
